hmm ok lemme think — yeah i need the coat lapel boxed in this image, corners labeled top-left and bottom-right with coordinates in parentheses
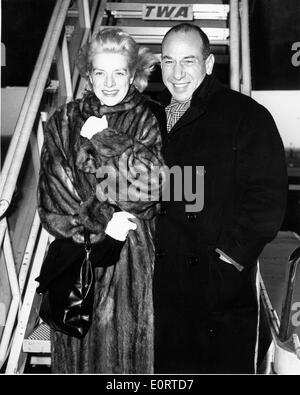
top-left (165, 74), bottom-right (225, 140)
top-left (169, 101), bottom-right (207, 136)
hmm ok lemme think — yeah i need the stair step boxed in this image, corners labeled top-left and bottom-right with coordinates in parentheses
top-left (100, 26), bottom-right (229, 44)
top-left (106, 2), bottom-right (229, 20)
top-left (23, 322), bottom-right (51, 354)
top-left (29, 355), bottom-right (51, 366)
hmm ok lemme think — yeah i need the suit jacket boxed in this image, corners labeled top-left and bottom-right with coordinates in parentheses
top-left (153, 74), bottom-right (287, 373)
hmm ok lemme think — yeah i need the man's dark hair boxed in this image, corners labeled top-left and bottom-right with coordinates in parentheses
top-left (162, 23), bottom-right (211, 60)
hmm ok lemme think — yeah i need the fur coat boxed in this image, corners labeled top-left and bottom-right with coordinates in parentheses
top-left (37, 85), bottom-right (165, 373)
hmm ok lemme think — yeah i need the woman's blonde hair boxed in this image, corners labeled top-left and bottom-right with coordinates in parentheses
top-left (77, 28), bottom-right (158, 92)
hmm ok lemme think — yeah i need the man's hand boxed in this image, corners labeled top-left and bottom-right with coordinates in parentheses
top-left (215, 248), bottom-right (244, 272)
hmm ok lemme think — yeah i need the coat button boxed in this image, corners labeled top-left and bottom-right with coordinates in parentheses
top-left (155, 250), bottom-right (166, 259)
top-left (187, 213), bottom-right (197, 221)
top-left (188, 256), bottom-right (199, 266)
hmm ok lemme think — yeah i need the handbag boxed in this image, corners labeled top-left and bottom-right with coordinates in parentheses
top-left (37, 232), bottom-right (95, 339)
top-left (36, 231), bottom-right (125, 338)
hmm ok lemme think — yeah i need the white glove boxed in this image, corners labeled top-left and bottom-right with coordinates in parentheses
top-left (105, 211), bottom-right (137, 241)
top-left (80, 115), bottom-right (108, 139)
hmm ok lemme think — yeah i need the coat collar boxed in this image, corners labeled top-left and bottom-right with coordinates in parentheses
top-left (167, 74), bottom-right (225, 135)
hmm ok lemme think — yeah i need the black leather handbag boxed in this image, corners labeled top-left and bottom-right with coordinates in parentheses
top-left (36, 233), bottom-right (124, 339)
top-left (37, 233), bottom-right (94, 339)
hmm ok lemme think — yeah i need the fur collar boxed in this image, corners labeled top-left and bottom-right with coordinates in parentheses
top-left (80, 85), bottom-right (145, 119)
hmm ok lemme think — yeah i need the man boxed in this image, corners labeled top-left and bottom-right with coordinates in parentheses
top-left (153, 23), bottom-right (287, 374)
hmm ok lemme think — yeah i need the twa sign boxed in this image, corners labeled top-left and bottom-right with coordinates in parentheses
top-left (142, 4), bottom-right (193, 21)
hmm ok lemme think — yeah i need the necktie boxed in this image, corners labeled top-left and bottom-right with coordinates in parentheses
top-left (165, 98), bottom-right (191, 132)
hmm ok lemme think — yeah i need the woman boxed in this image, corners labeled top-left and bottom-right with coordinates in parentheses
top-left (37, 28), bottom-right (165, 373)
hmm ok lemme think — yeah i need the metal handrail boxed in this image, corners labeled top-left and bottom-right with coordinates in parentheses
top-left (240, 0), bottom-right (252, 96)
top-left (260, 275), bottom-right (281, 336)
top-left (229, 0), bottom-right (240, 92)
top-left (0, 0), bottom-right (72, 219)
top-left (5, 228), bottom-right (50, 374)
top-left (71, 0), bottom-right (91, 94)
top-left (94, 0), bottom-right (108, 33)
top-left (0, 0), bottom-right (64, 200)
top-left (18, 211), bottom-right (41, 297)
top-left (279, 246), bottom-right (300, 342)
top-left (0, 220), bottom-right (21, 370)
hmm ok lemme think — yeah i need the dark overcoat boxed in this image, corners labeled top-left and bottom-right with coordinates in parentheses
top-left (154, 74), bottom-right (287, 374)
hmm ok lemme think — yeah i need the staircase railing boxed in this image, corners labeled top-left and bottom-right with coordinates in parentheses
top-left (279, 246), bottom-right (300, 344)
top-left (0, 0), bottom-right (71, 217)
top-left (240, 0), bottom-right (251, 95)
top-left (0, 0), bottom-right (101, 372)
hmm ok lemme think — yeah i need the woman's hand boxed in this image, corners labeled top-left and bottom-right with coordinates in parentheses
top-left (105, 211), bottom-right (137, 241)
top-left (72, 210), bottom-right (137, 244)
